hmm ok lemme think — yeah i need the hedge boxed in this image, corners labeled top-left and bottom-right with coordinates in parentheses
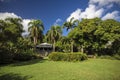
top-left (0, 49), bottom-right (43, 64)
top-left (98, 54), bottom-right (120, 60)
top-left (48, 52), bottom-right (88, 61)
top-left (13, 50), bottom-right (43, 61)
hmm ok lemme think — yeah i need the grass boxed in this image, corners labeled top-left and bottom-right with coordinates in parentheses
top-left (0, 59), bottom-right (120, 80)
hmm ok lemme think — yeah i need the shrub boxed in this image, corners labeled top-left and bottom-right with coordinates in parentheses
top-left (81, 53), bottom-right (88, 61)
top-left (13, 50), bottom-right (43, 61)
top-left (0, 48), bottom-right (14, 64)
top-left (48, 52), bottom-right (63, 61)
top-left (97, 55), bottom-right (120, 60)
top-left (98, 55), bottom-right (115, 60)
top-left (48, 52), bottom-right (87, 61)
top-left (113, 54), bottom-right (120, 60)
top-left (13, 53), bottom-right (33, 61)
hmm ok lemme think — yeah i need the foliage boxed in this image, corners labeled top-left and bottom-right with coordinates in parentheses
top-left (63, 17), bottom-right (78, 31)
top-left (46, 25), bottom-right (62, 51)
top-left (55, 36), bottom-right (71, 52)
top-left (48, 52), bottom-right (87, 61)
top-left (0, 18), bottom-right (24, 64)
top-left (1, 17), bottom-right (120, 64)
top-left (0, 48), bottom-right (13, 64)
top-left (60, 36), bottom-right (71, 52)
top-left (0, 18), bottom-right (23, 42)
top-left (98, 55), bottom-right (115, 60)
top-left (98, 55), bottom-right (120, 60)
top-left (28, 19), bottom-right (44, 45)
top-left (63, 17), bottom-right (78, 53)
top-left (113, 54), bottom-right (120, 60)
top-left (68, 18), bottom-right (120, 55)
top-left (0, 18), bottom-right (43, 64)
top-left (12, 38), bottom-right (43, 61)
top-left (13, 49), bottom-right (35, 61)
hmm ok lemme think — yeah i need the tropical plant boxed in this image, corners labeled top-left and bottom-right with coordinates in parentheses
top-left (63, 17), bottom-right (78, 53)
top-left (61, 36), bottom-right (71, 52)
top-left (28, 20), bottom-right (44, 46)
top-left (46, 25), bottom-right (62, 52)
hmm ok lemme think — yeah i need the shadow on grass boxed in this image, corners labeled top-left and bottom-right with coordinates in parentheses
top-left (12, 59), bottom-right (47, 66)
top-left (0, 73), bottom-right (32, 80)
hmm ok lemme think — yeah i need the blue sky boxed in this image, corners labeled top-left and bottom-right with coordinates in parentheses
top-left (0, 0), bottom-right (120, 36)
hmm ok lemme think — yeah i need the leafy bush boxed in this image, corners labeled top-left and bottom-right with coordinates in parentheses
top-left (48, 52), bottom-right (87, 61)
top-left (98, 55), bottom-right (114, 60)
top-left (0, 48), bottom-right (14, 64)
top-left (48, 52), bottom-right (63, 61)
top-left (0, 47), bottom-right (43, 64)
top-left (96, 54), bottom-right (120, 60)
top-left (113, 54), bottom-right (120, 60)
top-left (0, 52), bottom-right (13, 64)
top-left (13, 50), bottom-right (43, 61)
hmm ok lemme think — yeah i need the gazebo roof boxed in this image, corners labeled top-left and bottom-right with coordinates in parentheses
top-left (36, 43), bottom-right (52, 48)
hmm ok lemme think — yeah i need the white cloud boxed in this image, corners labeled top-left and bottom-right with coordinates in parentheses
top-left (22, 19), bottom-right (31, 36)
top-left (0, 12), bottom-right (31, 36)
top-left (56, 18), bottom-right (62, 23)
top-left (67, 9), bottom-right (81, 21)
top-left (80, 4), bottom-right (104, 19)
top-left (54, 18), bottom-right (62, 25)
top-left (102, 11), bottom-right (120, 20)
top-left (67, 5), bottom-right (104, 21)
top-left (89, 0), bottom-right (120, 7)
top-left (0, 12), bottom-right (21, 19)
top-left (67, 0), bottom-right (120, 21)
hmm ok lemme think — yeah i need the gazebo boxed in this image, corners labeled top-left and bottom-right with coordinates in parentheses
top-left (36, 43), bottom-right (53, 56)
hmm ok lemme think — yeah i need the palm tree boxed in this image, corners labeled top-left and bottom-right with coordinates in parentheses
top-left (28, 20), bottom-right (44, 46)
top-left (46, 25), bottom-right (62, 52)
top-left (63, 17), bottom-right (78, 30)
top-left (63, 17), bottom-right (78, 53)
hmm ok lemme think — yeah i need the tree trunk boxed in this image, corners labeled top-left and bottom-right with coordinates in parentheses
top-left (33, 37), bottom-right (37, 51)
top-left (78, 46), bottom-right (81, 52)
top-left (71, 39), bottom-right (73, 53)
top-left (81, 45), bottom-right (84, 53)
top-left (53, 40), bottom-right (55, 52)
top-left (71, 29), bottom-right (74, 53)
top-left (33, 37), bottom-right (36, 45)
top-left (36, 37), bottom-right (37, 45)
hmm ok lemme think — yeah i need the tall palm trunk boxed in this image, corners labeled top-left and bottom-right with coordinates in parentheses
top-left (28, 20), bottom-right (44, 50)
top-left (78, 46), bottom-right (81, 52)
top-left (71, 29), bottom-right (74, 53)
top-left (33, 37), bottom-right (36, 45)
top-left (33, 36), bottom-right (37, 50)
top-left (53, 40), bottom-right (55, 52)
top-left (81, 45), bottom-right (84, 53)
top-left (71, 28), bottom-right (74, 53)
top-left (71, 39), bottom-right (73, 53)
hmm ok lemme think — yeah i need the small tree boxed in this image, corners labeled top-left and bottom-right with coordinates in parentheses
top-left (46, 25), bottom-right (62, 52)
top-left (63, 17), bottom-right (78, 53)
top-left (28, 20), bottom-right (44, 46)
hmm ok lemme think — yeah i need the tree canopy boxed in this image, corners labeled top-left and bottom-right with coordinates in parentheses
top-left (28, 20), bottom-right (44, 45)
top-left (0, 17), bottom-right (120, 64)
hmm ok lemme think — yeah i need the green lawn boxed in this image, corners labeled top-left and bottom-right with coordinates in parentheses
top-left (0, 59), bottom-right (120, 80)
